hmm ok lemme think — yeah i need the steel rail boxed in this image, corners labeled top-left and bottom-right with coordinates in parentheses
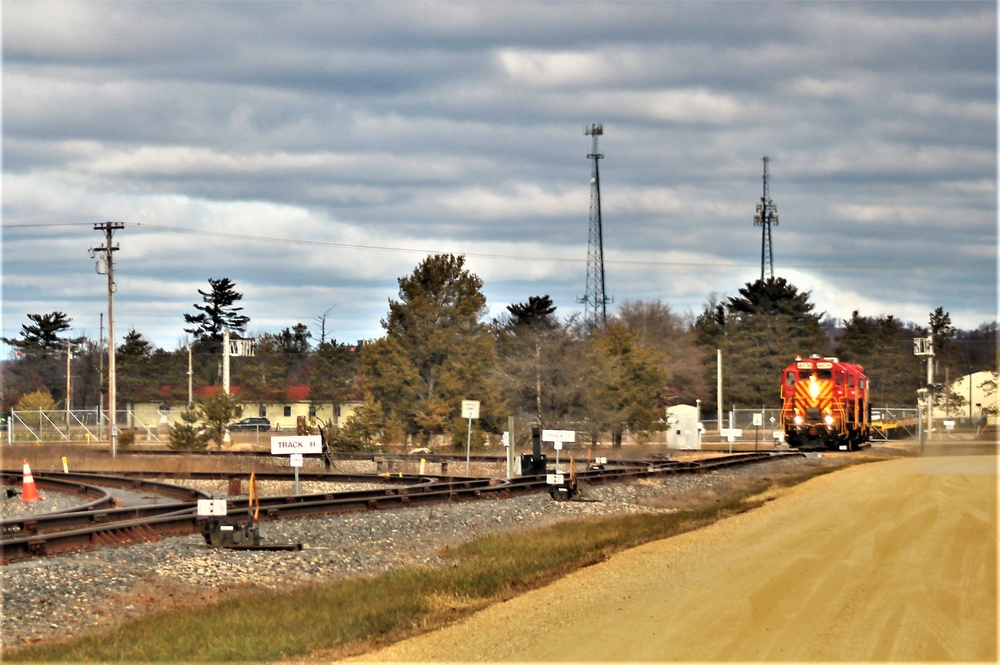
top-left (2, 471), bottom-right (114, 513)
top-left (1, 452), bottom-right (796, 564)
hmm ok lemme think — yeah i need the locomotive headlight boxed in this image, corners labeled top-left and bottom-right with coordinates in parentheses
top-left (824, 414), bottom-right (834, 426)
top-left (794, 415), bottom-right (803, 426)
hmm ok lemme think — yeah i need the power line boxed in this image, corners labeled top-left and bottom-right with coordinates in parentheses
top-left (4, 220), bottom-right (958, 271)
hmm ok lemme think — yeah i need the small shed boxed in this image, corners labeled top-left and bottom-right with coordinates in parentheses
top-left (665, 404), bottom-right (702, 450)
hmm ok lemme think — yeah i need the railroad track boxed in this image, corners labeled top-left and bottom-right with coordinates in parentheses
top-left (1, 451), bottom-right (796, 564)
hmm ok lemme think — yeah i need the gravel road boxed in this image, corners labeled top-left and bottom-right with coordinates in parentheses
top-left (356, 451), bottom-right (997, 663)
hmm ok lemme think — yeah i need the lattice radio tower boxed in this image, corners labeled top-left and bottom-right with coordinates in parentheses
top-left (578, 123), bottom-right (611, 327)
top-left (753, 155), bottom-right (780, 281)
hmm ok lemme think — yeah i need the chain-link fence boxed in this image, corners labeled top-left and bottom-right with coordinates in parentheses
top-left (701, 406), bottom-right (920, 442)
top-left (5, 409), bottom-right (166, 444)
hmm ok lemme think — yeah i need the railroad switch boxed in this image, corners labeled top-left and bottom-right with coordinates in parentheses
top-left (202, 518), bottom-right (261, 547)
top-left (549, 479), bottom-right (580, 501)
top-left (200, 518), bottom-right (303, 551)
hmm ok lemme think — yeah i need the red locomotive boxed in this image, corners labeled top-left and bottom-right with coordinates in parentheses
top-left (780, 355), bottom-right (871, 451)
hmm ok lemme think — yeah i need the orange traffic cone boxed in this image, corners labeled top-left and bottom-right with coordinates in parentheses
top-left (21, 459), bottom-right (41, 502)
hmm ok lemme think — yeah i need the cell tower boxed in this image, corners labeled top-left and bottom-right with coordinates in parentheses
top-left (753, 155), bottom-right (780, 281)
top-left (578, 123), bottom-right (611, 327)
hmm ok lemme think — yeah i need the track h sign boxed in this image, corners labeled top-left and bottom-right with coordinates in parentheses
top-left (541, 429), bottom-right (575, 443)
top-left (271, 435), bottom-right (322, 455)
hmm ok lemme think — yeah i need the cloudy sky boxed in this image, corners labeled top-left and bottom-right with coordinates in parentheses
top-left (2, 0), bottom-right (996, 355)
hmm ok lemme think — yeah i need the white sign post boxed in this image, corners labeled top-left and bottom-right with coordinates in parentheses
top-left (461, 400), bottom-right (480, 475)
top-left (542, 429), bottom-right (575, 473)
top-left (271, 435), bottom-right (322, 495)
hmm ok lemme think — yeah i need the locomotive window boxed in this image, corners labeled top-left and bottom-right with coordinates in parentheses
top-left (848, 375), bottom-right (855, 387)
top-left (818, 370), bottom-right (832, 380)
top-left (786, 371), bottom-right (795, 386)
top-left (799, 370), bottom-right (812, 379)
top-left (836, 372), bottom-right (844, 385)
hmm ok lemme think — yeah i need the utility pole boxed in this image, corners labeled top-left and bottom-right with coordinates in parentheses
top-left (91, 222), bottom-right (124, 457)
top-left (578, 123), bottom-right (611, 327)
top-left (98, 313), bottom-right (104, 440)
top-left (65, 341), bottom-right (73, 428)
top-left (223, 328), bottom-right (231, 395)
top-left (753, 156), bottom-right (780, 281)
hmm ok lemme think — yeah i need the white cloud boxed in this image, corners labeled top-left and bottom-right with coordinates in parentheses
top-left (2, 1), bottom-right (995, 353)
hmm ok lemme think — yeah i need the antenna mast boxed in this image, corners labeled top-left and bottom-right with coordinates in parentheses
top-left (578, 123), bottom-right (610, 327)
top-left (753, 156), bottom-right (780, 281)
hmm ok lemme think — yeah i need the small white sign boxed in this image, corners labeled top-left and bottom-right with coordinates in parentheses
top-left (752, 413), bottom-right (763, 427)
top-left (461, 400), bottom-right (480, 419)
top-left (197, 499), bottom-right (228, 516)
top-left (943, 420), bottom-right (956, 431)
top-left (271, 435), bottom-right (323, 455)
top-left (290, 453), bottom-right (304, 467)
top-left (541, 429), bottom-right (575, 443)
top-left (553, 441), bottom-right (563, 450)
top-left (501, 432), bottom-right (510, 447)
top-left (546, 473), bottom-right (565, 485)
top-left (228, 338), bottom-right (255, 357)
top-left (720, 428), bottom-right (742, 442)
top-left (596, 456), bottom-right (607, 465)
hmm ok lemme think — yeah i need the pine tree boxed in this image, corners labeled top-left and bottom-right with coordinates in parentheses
top-left (183, 278), bottom-right (250, 352)
top-left (362, 254), bottom-right (505, 446)
top-left (697, 278), bottom-right (830, 409)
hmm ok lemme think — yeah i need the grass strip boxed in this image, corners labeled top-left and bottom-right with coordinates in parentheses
top-left (6, 462), bottom-right (848, 662)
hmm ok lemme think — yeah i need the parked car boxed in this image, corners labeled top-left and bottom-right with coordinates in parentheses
top-left (229, 417), bottom-right (271, 432)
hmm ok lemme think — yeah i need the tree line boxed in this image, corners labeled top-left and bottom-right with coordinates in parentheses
top-left (3, 255), bottom-right (996, 448)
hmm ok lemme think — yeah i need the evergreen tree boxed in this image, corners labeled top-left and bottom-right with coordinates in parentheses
top-left (232, 333), bottom-right (290, 404)
top-left (591, 322), bottom-right (668, 447)
top-left (309, 340), bottom-right (361, 405)
top-left (2, 312), bottom-right (85, 407)
top-left (695, 278), bottom-right (829, 409)
top-left (362, 254), bottom-right (505, 446)
top-left (196, 390), bottom-right (242, 449)
top-left (836, 312), bottom-right (923, 406)
top-left (506, 295), bottom-right (557, 329)
top-left (3, 311), bottom-right (83, 353)
top-left (494, 295), bottom-right (560, 426)
top-left (183, 278), bottom-right (250, 352)
top-left (117, 329), bottom-right (155, 402)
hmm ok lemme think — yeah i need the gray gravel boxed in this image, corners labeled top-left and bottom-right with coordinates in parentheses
top-left (0, 456), bottom-right (816, 650)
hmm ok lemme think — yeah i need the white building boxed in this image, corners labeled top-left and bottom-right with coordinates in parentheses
top-left (933, 370), bottom-right (998, 427)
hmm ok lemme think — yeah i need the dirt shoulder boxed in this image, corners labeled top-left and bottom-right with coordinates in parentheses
top-left (356, 451), bottom-right (997, 662)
